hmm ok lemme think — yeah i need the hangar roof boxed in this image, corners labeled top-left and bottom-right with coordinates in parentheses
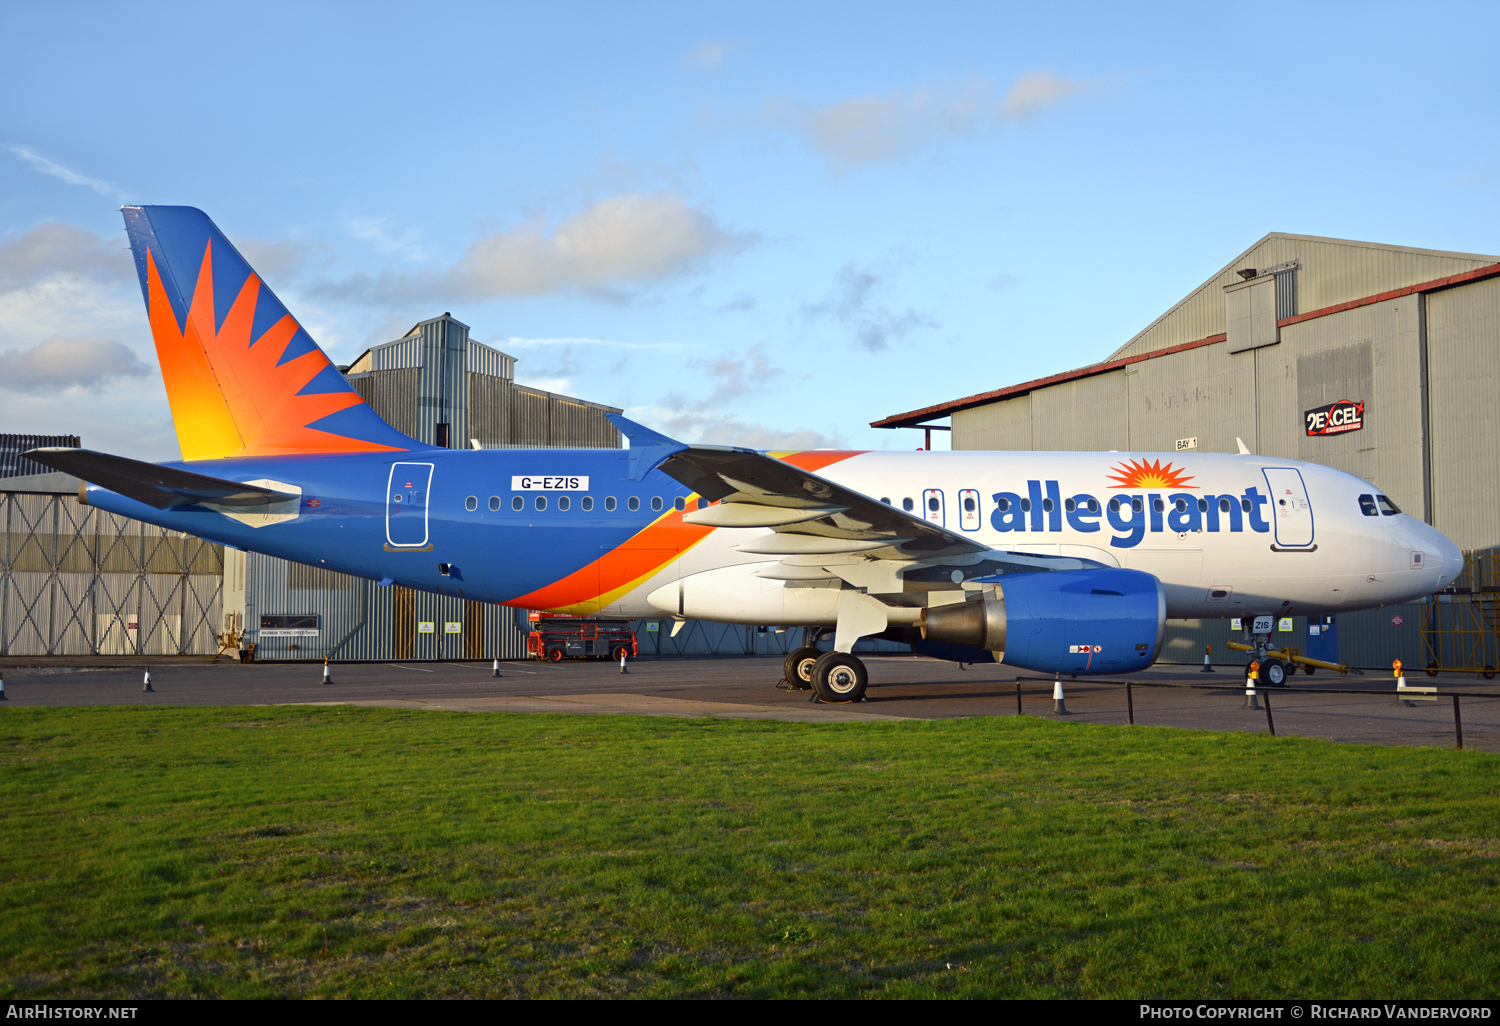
top-left (873, 233), bottom-right (1500, 429)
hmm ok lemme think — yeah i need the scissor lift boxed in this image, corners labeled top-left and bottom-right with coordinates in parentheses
top-left (1423, 552), bottom-right (1500, 679)
top-left (524, 611), bottom-right (638, 663)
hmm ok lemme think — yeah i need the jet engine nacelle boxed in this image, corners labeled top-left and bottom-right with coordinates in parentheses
top-left (919, 568), bottom-right (1166, 675)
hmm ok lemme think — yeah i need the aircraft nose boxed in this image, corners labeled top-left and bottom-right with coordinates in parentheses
top-left (1423, 523), bottom-right (1464, 587)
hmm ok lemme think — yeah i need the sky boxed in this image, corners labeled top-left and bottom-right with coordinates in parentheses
top-left (1, 1), bottom-right (1496, 461)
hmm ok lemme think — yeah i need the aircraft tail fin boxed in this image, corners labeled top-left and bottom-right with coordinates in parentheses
top-left (122, 205), bottom-right (423, 460)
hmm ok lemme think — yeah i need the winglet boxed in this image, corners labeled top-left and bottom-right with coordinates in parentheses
top-left (1236, 437), bottom-right (1252, 455)
top-left (605, 414), bottom-right (689, 481)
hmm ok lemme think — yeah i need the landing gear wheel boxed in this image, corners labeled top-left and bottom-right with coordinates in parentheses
top-left (811, 652), bottom-right (868, 703)
top-left (783, 647), bottom-right (820, 690)
top-left (545, 646), bottom-right (563, 663)
top-left (1261, 658), bottom-right (1288, 687)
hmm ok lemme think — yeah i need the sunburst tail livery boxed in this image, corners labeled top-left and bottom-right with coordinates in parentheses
top-left (25, 206), bottom-right (1465, 700)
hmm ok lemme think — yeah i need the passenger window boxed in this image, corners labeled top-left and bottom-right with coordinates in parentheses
top-left (1153, 498), bottom-right (1165, 513)
top-left (1220, 497), bottom-right (1231, 513)
top-left (605, 496), bottom-right (617, 511)
top-left (651, 496), bottom-right (663, 512)
top-left (902, 497), bottom-right (914, 512)
top-left (582, 496), bottom-right (594, 512)
top-left (996, 497), bottom-right (1010, 512)
top-left (928, 496), bottom-right (940, 512)
top-left (465, 496), bottom-right (477, 511)
top-left (1086, 498), bottom-right (1098, 513)
top-left (628, 496), bottom-right (640, 512)
top-left (1241, 498), bottom-right (1252, 513)
top-left (1175, 499), bottom-right (1187, 512)
top-left (1358, 494), bottom-right (1378, 516)
top-left (1020, 498), bottom-right (1031, 513)
top-left (489, 496), bottom-right (500, 511)
top-left (535, 495), bottom-right (547, 511)
top-left (558, 496), bottom-right (570, 511)
top-left (1197, 498), bottom-right (1207, 512)
top-left (1377, 495), bottom-right (1402, 516)
top-left (881, 497), bottom-right (891, 505)
top-left (1108, 498), bottom-right (1120, 512)
top-left (1131, 498), bottom-right (1142, 512)
top-left (674, 496), bottom-right (686, 511)
top-left (512, 495), bottom-right (524, 511)
top-left (1042, 497), bottom-right (1054, 513)
top-left (964, 496), bottom-right (976, 512)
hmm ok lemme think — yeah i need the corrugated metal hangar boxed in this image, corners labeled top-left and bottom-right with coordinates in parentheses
top-left (876, 233), bottom-right (1500, 671)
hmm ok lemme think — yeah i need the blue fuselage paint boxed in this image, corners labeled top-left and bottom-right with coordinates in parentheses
top-left (85, 449), bottom-right (692, 605)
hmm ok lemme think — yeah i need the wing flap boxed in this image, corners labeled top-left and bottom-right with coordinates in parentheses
top-left (658, 446), bottom-right (988, 560)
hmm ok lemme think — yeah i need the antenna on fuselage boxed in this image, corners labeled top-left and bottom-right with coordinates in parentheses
top-left (1236, 437), bottom-right (1253, 455)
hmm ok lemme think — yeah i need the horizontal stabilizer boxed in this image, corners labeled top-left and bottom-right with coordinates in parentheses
top-left (24, 448), bottom-right (297, 511)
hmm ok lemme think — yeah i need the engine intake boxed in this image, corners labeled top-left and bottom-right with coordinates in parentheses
top-left (919, 568), bottom-right (1165, 675)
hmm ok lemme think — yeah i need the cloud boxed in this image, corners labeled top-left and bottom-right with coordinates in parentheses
top-left (236, 237), bottom-right (318, 284)
top-left (0, 222), bottom-right (133, 290)
top-left (768, 70), bottom-right (1085, 172)
top-left (516, 377), bottom-right (573, 395)
top-left (313, 193), bottom-right (754, 304)
top-left (7, 145), bottom-right (124, 198)
top-left (346, 216), bottom-right (427, 259)
top-left (716, 292), bottom-right (756, 313)
top-left (804, 263), bottom-right (935, 352)
top-left (505, 336), bottom-right (698, 352)
top-left (463, 193), bottom-right (751, 297)
top-left (635, 344), bottom-right (845, 448)
top-left (0, 337), bottom-right (150, 393)
top-left (683, 40), bottom-right (743, 73)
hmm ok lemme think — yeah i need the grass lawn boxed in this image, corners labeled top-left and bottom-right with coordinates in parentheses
top-left (0, 706), bottom-right (1496, 999)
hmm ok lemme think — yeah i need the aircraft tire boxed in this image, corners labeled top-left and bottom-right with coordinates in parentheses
top-left (1262, 658), bottom-right (1288, 687)
top-left (784, 647), bottom-right (820, 690)
top-left (812, 652), bottom-right (867, 703)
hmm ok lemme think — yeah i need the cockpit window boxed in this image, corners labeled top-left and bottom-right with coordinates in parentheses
top-left (1358, 494), bottom-right (1379, 517)
top-left (1377, 494), bottom-right (1402, 516)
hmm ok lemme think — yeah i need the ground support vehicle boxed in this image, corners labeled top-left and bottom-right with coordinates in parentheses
top-left (525, 614), bottom-right (638, 663)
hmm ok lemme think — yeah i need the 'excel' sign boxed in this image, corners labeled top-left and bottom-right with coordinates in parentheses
top-left (1305, 399), bottom-right (1364, 436)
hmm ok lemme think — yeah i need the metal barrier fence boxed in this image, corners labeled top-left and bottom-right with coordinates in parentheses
top-left (1014, 676), bottom-right (1494, 750)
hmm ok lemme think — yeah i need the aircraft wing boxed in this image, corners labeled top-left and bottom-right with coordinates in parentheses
top-left (24, 448), bottom-right (299, 510)
top-left (659, 445), bottom-right (988, 561)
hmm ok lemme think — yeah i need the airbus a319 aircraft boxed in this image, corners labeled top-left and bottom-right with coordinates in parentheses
top-left (29, 207), bottom-right (1464, 701)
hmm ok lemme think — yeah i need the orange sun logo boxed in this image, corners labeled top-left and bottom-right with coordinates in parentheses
top-left (1106, 458), bottom-right (1197, 489)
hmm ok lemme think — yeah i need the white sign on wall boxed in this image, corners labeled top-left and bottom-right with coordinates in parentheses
top-left (1175, 437), bottom-right (1198, 451)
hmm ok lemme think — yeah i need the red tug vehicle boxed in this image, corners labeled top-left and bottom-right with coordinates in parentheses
top-left (524, 610), bottom-right (639, 663)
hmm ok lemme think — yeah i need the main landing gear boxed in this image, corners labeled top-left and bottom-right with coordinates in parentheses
top-left (810, 652), bottom-right (868, 703)
top-left (781, 634), bottom-right (870, 703)
top-left (783, 647), bottom-right (821, 691)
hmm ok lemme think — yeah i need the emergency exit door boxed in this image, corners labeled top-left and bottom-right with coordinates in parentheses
top-left (386, 462), bottom-right (434, 547)
top-left (1262, 467), bottom-right (1314, 548)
